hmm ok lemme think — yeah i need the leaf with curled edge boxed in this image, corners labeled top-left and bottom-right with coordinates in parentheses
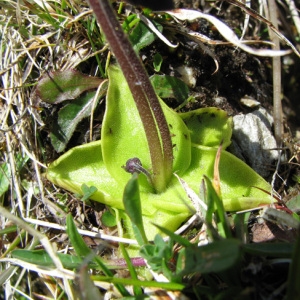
top-left (101, 65), bottom-right (191, 191)
top-left (35, 69), bottom-right (103, 104)
top-left (46, 65), bottom-right (274, 242)
top-left (50, 83), bottom-right (107, 152)
top-left (179, 107), bottom-right (233, 148)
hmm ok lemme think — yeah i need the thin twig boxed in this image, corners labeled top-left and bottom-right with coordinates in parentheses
top-left (268, 0), bottom-right (283, 147)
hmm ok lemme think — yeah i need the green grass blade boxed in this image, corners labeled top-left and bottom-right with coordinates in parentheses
top-left (11, 249), bottom-right (97, 269)
top-left (120, 244), bottom-right (143, 296)
top-left (90, 275), bottom-right (185, 291)
top-left (66, 214), bottom-right (91, 257)
top-left (123, 173), bottom-right (148, 245)
top-left (204, 175), bottom-right (232, 239)
top-left (153, 224), bottom-right (192, 247)
top-left (66, 214), bottom-right (130, 296)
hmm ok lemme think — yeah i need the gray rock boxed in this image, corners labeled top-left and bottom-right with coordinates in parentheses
top-left (229, 107), bottom-right (279, 178)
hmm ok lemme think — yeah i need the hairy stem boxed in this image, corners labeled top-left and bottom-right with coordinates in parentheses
top-left (87, 0), bottom-right (173, 192)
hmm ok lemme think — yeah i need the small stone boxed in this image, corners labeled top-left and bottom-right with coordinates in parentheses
top-left (240, 97), bottom-right (261, 108)
top-left (229, 107), bottom-right (279, 178)
top-left (175, 65), bottom-right (197, 88)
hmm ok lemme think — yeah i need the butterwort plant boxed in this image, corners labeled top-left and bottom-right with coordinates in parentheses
top-left (46, 0), bottom-right (274, 240)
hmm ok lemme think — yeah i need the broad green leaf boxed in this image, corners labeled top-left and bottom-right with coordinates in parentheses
top-left (46, 141), bottom-right (190, 228)
top-left (119, 190), bottom-right (190, 242)
top-left (184, 146), bottom-right (273, 211)
top-left (50, 90), bottom-right (102, 152)
top-left (129, 18), bottom-right (162, 52)
top-left (47, 139), bottom-right (273, 240)
top-left (101, 210), bottom-right (117, 227)
top-left (36, 69), bottom-right (103, 104)
top-left (101, 65), bottom-right (191, 190)
top-left (46, 66), bottom-right (273, 242)
top-left (179, 108), bottom-right (233, 148)
top-left (47, 141), bottom-right (124, 209)
top-left (150, 74), bottom-right (189, 103)
top-left (176, 239), bottom-right (241, 276)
